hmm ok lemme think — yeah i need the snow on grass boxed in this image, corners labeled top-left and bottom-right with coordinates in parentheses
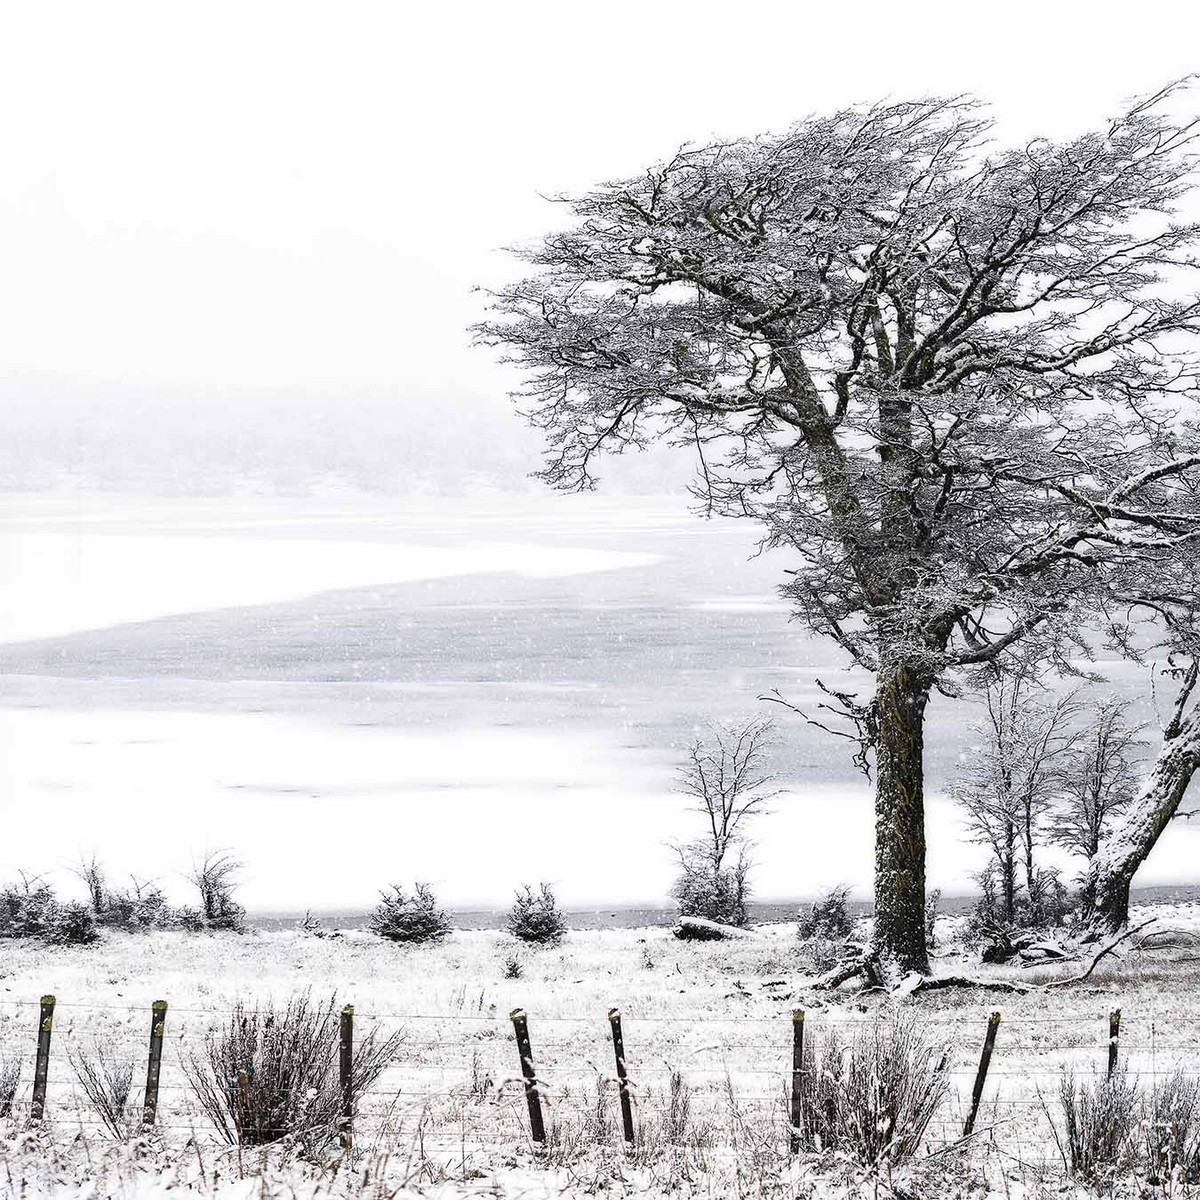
top-left (2, 911), bottom-right (1200, 1196)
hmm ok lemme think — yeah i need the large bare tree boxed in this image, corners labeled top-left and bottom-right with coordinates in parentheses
top-left (479, 84), bottom-right (1200, 972)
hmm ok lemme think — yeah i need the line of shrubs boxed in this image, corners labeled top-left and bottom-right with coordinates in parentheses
top-left (368, 881), bottom-right (567, 946)
top-left (4, 859), bottom-right (877, 958)
top-left (0, 865), bottom-right (571, 951)
top-left (0, 852), bottom-right (247, 947)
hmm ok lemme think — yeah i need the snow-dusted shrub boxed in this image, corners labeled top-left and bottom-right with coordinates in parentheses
top-left (0, 877), bottom-right (59, 940)
top-left (371, 882), bottom-right (450, 944)
top-left (796, 885), bottom-right (857, 969)
top-left (1144, 1073), bottom-right (1200, 1184)
top-left (1050, 1069), bottom-right (1139, 1180)
top-left (172, 905), bottom-right (206, 933)
top-left (502, 952), bottom-right (523, 979)
top-left (797, 884), bottom-right (855, 942)
top-left (69, 1044), bottom-right (135, 1138)
top-left (188, 851), bottom-right (246, 932)
top-left (98, 883), bottom-right (175, 932)
top-left (182, 994), bottom-right (403, 1150)
top-left (296, 911), bottom-right (325, 937)
top-left (49, 902), bottom-right (100, 945)
top-left (972, 863), bottom-right (1072, 940)
top-left (507, 883), bottom-right (567, 945)
top-left (670, 849), bottom-right (751, 927)
top-left (795, 1017), bottom-right (947, 1165)
top-left (0, 1055), bottom-right (19, 1118)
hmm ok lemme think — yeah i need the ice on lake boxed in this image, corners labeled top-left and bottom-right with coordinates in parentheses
top-left (0, 492), bottom-right (1195, 909)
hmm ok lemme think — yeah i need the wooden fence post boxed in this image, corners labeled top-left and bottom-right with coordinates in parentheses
top-left (1108, 1008), bottom-right (1121, 1079)
top-left (962, 1011), bottom-right (1001, 1138)
top-left (510, 1008), bottom-right (545, 1144)
top-left (607, 1008), bottom-right (635, 1145)
top-left (31, 995), bottom-right (55, 1121)
top-left (340, 1004), bottom-right (354, 1151)
top-left (142, 1000), bottom-right (168, 1127)
top-left (789, 1009), bottom-right (805, 1153)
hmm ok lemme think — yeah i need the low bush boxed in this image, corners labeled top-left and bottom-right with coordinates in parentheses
top-left (98, 881), bottom-right (175, 932)
top-left (0, 1055), bottom-right (19, 1118)
top-left (189, 851), bottom-right (246, 933)
top-left (1049, 1069), bottom-right (1140, 1179)
top-left (797, 884), bottom-right (855, 942)
top-left (371, 882), bottom-right (450, 944)
top-left (507, 883), bottom-right (567, 945)
top-left (0, 877), bottom-right (59, 940)
top-left (49, 902), bottom-right (100, 946)
top-left (1144, 1072), bottom-right (1200, 1184)
top-left (182, 994), bottom-right (404, 1150)
top-left (796, 885), bottom-right (857, 972)
top-left (173, 905), bottom-right (206, 933)
top-left (669, 848), bottom-right (750, 928)
top-left (0, 880), bottom-right (99, 945)
top-left (795, 1016), bottom-right (948, 1166)
top-left (69, 1044), bottom-right (135, 1138)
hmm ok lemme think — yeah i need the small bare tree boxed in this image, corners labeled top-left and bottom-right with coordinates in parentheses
top-left (188, 850), bottom-right (245, 931)
top-left (952, 667), bottom-right (1078, 926)
top-left (1050, 698), bottom-right (1146, 910)
top-left (669, 716), bottom-right (778, 927)
top-left (72, 854), bottom-right (106, 914)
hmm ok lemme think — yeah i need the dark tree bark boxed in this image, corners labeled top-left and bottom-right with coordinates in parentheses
top-left (872, 661), bottom-right (932, 973)
top-left (1001, 832), bottom-right (1017, 925)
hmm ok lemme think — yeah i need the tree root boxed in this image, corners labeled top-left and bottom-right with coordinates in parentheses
top-left (810, 950), bottom-right (887, 991)
top-left (807, 920), bottom-right (1159, 997)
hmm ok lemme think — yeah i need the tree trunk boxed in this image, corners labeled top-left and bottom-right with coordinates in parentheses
top-left (1001, 835), bottom-right (1016, 925)
top-left (872, 660), bottom-right (932, 975)
top-left (1087, 712), bottom-right (1200, 935)
top-left (1022, 799), bottom-right (1036, 912)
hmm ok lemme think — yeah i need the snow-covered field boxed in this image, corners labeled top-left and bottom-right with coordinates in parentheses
top-left (3, 911), bottom-right (1200, 1198)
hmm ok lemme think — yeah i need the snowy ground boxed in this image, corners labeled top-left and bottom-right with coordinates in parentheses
top-left (3, 910), bottom-right (1200, 1197)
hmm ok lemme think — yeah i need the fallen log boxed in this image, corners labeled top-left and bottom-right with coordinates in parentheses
top-left (672, 916), bottom-right (751, 941)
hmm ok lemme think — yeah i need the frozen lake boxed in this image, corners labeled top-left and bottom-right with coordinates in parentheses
top-left (0, 491), bottom-right (1195, 910)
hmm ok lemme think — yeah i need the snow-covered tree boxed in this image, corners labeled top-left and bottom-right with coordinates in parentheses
top-left (1050, 698), bottom-right (1145, 911)
top-left (669, 717), bottom-right (777, 927)
top-left (952, 668), bottom-right (1078, 925)
top-left (479, 84), bottom-right (1200, 972)
top-left (1085, 574), bottom-right (1200, 933)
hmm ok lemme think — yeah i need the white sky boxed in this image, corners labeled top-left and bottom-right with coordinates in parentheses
top-left (0, 1), bottom-right (1196, 409)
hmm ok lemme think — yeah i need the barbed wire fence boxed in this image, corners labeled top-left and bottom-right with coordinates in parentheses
top-left (2, 991), bottom-right (1196, 1172)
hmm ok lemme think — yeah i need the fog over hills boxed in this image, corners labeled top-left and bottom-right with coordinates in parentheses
top-left (0, 385), bottom-right (693, 498)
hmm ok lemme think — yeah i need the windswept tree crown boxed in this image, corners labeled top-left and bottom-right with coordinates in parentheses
top-left (479, 86), bottom-right (1200, 675)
